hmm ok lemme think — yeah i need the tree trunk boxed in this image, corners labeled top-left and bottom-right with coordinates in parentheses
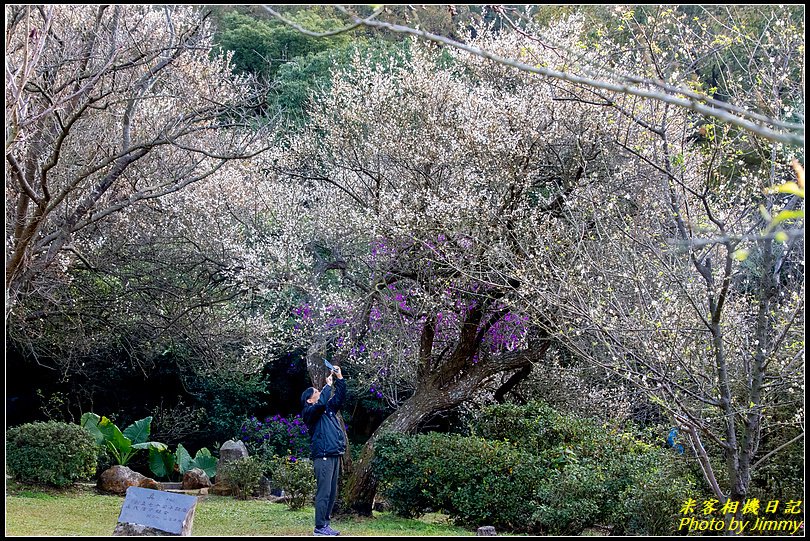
top-left (341, 341), bottom-right (550, 515)
top-left (342, 391), bottom-right (438, 515)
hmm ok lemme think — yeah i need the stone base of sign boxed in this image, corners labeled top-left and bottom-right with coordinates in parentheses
top-left (113, 521), bottom-right (192, 536)
top-left (477, 525), bottom-right (497, 536)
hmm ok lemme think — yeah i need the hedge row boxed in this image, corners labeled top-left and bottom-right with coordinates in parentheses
top-left (373, 402), bottom-right (700, 535)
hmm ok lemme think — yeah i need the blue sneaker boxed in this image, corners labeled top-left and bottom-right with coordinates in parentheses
top-left (323, 525), bottom-right (341, 536)
top-left (314, 527), bottom-right (332, 536)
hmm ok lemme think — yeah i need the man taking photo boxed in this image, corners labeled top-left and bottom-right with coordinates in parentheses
top-left (301, 362), bottom-right (346, 536)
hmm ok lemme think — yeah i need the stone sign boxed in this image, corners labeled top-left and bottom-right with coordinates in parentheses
top-left (114, 486), bottom-right (198, 536)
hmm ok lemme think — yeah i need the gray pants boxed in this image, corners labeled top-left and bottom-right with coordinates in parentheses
top-left (313, 456), bottom-right (340, 529)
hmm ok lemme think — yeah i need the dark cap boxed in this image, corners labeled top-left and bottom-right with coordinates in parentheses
top-left (300, 387), bottom-right (316, 408)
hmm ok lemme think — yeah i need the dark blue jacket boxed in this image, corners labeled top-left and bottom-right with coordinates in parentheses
top-left (302, 378), bottom-right (346, 458)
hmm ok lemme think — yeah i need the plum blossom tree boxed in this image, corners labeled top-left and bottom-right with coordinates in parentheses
top-left (431, 4), bottom-right (804, 510)
top-left (260, 6), bottom-right (804, 513)
top-left (264, 5), bottom-right (805, 147)
top-left (520, 13), bottom-right (806, 508)
top-left (256, 16), bottom-right (641, 512)
top-left (527, 130), bottom-right (804, 498)
top-left (264, 4), bottom-right (804, 513)
top-left (5, 5), bottom-right (312, 416)
top-left (5, 5), bottom-right (269, 317)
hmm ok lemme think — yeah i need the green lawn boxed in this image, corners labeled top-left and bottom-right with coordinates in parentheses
top-left (5, 484), bottom-right (475, 536)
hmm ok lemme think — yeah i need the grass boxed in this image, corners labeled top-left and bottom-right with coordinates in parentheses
top-left (5, 482), bottom-right (475, 536)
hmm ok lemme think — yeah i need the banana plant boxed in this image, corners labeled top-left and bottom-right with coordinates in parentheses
top-left (80, 412), bottom-right (161, 466)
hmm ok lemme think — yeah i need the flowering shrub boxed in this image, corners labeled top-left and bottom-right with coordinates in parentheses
top-left (238, 414), bottom-right (309, 461)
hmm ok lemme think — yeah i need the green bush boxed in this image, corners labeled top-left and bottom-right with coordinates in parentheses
top-left (147, 443), bottom-right (218, 481)
top-left (6, 421), bottom-right (98, 487)
top-left (270, 456), bottom-right (316, 510)
top-left (469, 400), bottom-right (595, 455)
top-left (615, 452), bottom-right (701, 535)
top-left (533, 461), bottom-right (606, 534)
top-left (375, 402), bottom-right (702, 534)
top-left (374, 432), bottom-right (549, 531)
top-left (80, 412), bottom-right (158, 466)
top-left (469, 400), bottom-right (706, 533)
top-left (220, 456), bottom-right (264, 500)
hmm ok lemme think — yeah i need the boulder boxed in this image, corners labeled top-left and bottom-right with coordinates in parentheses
top-left (219, 439), bottom-right (249, 461)
top-left (477, 526), bottom-right (497, 536)
top-left (98, 465), bottom-right (161, 495)
top-left (215, 439), bottom-right (249, 483)
top-left (181, 468), bottom-right (212, 490)
top-left (253, 474), bottom-right (273, 498)
top-left (208, 482), bottom-right (233, 496)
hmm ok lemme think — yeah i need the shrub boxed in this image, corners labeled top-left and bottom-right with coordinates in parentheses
top-left (270, 456), bottom-right (316, 510)
top-left (374, 432), bottom-right (549, 531)
top-left (220, 456), bottom-right (264, 500)
top-left (6, 421), bottom-right (98, 487)
top-left (469, 400), bottom-right (595, 455)
top-left (613, 451), bottom-right (702, 535)
top-left (533, 462), bottom-right (606, 534)
top-left (147, 443), bottom-right (218, 481)
top-left (375, 402), bottom-right (703, 534)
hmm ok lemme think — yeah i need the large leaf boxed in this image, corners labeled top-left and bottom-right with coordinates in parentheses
top-left (176, 443), bottom-right (193, 474)
top-left (98, 417), bottom-right (132, 462)
top-left (192, 448), bottom-right (218, 479)
top-left (80, 412), bottom-right (105, 445)
top-left (133, 441), bottom-right (168, 451)
top-left (123, 416), bottom-right (152, 445)
top-left (148, 447), bottom-right (176, 480)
